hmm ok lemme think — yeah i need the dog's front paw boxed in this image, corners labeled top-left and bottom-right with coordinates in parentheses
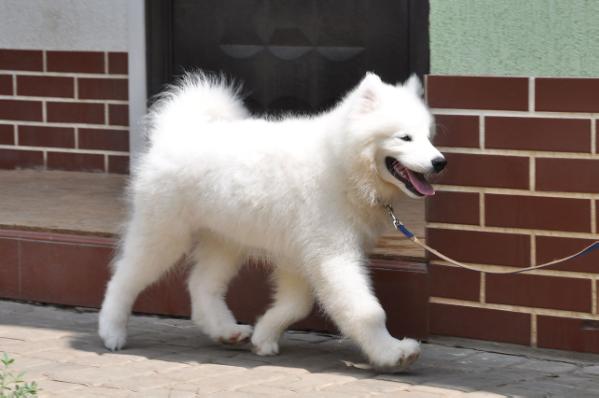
top-left (214, 324), bottom-right (253, 345)
top-left (98, 320), bottom-right (128, 351)
top-left (370, 338), bottom-right (421, 373)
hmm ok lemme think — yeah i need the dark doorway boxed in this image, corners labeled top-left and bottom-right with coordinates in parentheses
top-left (146, 0), bottom-right (429, 114)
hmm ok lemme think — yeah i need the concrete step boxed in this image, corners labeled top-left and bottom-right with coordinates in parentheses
top-left (0, 169), bottom-right (429, 338)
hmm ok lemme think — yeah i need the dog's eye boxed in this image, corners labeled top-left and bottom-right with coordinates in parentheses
top-left (398, 135), bottom-right (412, 142)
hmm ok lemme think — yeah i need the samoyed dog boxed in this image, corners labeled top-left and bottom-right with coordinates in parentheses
top-left (98, 71), bottom-right (446, 372)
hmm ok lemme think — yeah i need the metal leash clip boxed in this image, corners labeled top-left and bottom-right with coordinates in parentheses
top-left (383, 204), bottom-right (415, 239)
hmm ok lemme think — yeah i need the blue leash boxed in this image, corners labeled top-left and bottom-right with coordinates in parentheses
top-left (384, 205), bottom-right (599, 275)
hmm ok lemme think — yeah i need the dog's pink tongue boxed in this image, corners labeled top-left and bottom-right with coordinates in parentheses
top-left (406, 170), bottom-right (435, 196)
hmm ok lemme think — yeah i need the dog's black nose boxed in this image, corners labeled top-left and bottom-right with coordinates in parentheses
top-left (432, 157), bottom-right (447, 173)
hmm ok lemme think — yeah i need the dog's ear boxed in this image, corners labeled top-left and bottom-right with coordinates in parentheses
top-left (403, 74), bottom-right (423, 97)
top-left (355, 72), bottom-right (382, 113)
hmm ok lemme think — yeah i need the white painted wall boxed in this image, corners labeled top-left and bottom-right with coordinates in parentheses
top-left (0, 0), bottom-right (149, 160)
top-left (0, 0), bottom-right (128, 51)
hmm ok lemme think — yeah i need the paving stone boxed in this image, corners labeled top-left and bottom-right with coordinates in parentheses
top-left (286, 330), bottom-right (336, 344)
top-left (581, 364), bottom-right (599, 375)
top-left (492, 378), bottom-right (599, 398)
top-left (265, 372), bottom-right (364, 392)
top-left (406, 384), bottom-right (465, 396)
top-left (323, 378), bottom-right (409, 394)
top-left (142, 388), bottom-right (200, 398)
top-left (376, 390), bottom-right (448, 398)
top-left (235, 383), bottom-right (298, 396)
top-left (194, 368), bottom-right (290, 394)
top-left (46, 386), bottom-right (132, 397)
top-left (426, 369), bottom-right (539, 393)
top-left (292, 391), bottom-right (362, 398)
top-left (0, 353), bottom-right (56, 371)
top-left (452, 351), bottom-right (528, 370)
top-left (162, 363), bottom-right (245, 382)
top-left (44, 364), bottom-right (145, 386)
top-left (32, 378), bottom-right (84, 395)
top-left (102, 372), bottom-right (185, 392)
top-left (512, 358), bottom-right (578, 373)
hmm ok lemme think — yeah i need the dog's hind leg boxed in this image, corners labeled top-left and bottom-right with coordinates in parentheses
top-left (98, 216), bottom-right (191, 351)
top-left (187, 236), bottom-right (252, 344)
top-left (251, 267), bottom-right (314, 356)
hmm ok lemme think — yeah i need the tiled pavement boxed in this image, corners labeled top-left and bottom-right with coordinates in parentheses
top-left (1, 300), bottom-right (599, 397)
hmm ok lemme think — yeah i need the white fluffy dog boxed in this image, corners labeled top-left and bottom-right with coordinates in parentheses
top-left (98, 71), bottom-right (446, 372)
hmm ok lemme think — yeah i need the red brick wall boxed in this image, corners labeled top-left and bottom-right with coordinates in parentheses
top-left (0, 49), bottom-right (129, 173)
top-left (426, 75), bottom-right (599, 354)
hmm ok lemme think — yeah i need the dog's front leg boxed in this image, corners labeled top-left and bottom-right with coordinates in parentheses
top-left (309, 253), bottom-right (420, 372)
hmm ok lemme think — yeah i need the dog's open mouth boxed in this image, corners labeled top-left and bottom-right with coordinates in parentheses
top-left (385, 157), bottom-right (435, 197)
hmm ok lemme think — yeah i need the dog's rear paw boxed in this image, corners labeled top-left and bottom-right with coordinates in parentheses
top-left (215, 324), bottom-right (253, 345)
top-left (98, 311), bottom-right (128, 351)
top-left (99, 326), bottom-right (127, 351)
top-left (252, 340), bottom-right (279, 356)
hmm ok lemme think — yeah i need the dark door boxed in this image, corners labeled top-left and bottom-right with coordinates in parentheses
top-left (147, 0), bottom-right (429, 114)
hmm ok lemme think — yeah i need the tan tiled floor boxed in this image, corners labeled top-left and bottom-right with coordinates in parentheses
top-left (0, 169), bottom-right (425, 258)
top-left (2, 301), bottom-right (599, 397)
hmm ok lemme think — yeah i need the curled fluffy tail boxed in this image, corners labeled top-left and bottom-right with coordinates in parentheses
top-left (146, 71), bottom-right (249, 140)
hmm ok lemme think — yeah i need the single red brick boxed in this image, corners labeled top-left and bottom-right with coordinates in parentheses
top-left (19, 239), bottom-right (113, 307)
top-left (17, 75), bottom-right (74, 98)
top-left (47, 102), bottom-right (105, 124)
top-left (537, 316), bottom-right (599, 354)
top-left (0, 74), bottom-right (12, 94)
top-left (433, 115), bottom-right (479, 148)
top-left (426, 228), bottom-right (530, 267)
top-left (78, 78), bottom-right (128, 100)
top-left (486, 117), bottom-right (591, 153)
top-left (0, 99), bottom-right (42, 121)
top-left (429, 264), bottom-right (480, 301)
top-left (486, 274), bottom-right (591, 312)
top-left (427, 76), bottom-right (528, 111)
top-left (536, 158), bottom-right (599, 194)
top-left (0, 124), bottom-right (14, 145)
top-left (0, 49), bottom-right (43, 71)
top-left (425, 191), bottom-right (479, 225)
top-left (47, 51), bottom-right (105, 73)
top-left (0, 149), bottom-right (43, 169)
top-left (109, 104), bottom-right (128, 126)
top-left (108, 53), bottom-right (128, 74)
top-left (108, 155), bottom-right (130, 174)
top-left (47, 152), bottom-right (104, 172)
top-left (79, 128), bottom-right (129, 151)
top-left (536, 236), bottom-right (599, 273)
top-left (536, 78), bottom-right (599, 113)
top-left (0, 238), bottom-right (19, 298)
top-left (433, 153), bottom-right (529, 189)
top-left (19, 125), bottom-right (75, 148)
top-left (485, 194), bottom-right (591, 232)
top-left (430, 303), bottom-right (530, 345)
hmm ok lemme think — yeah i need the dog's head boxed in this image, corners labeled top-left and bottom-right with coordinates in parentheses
top-left (346, 72), bottom-right (445, 199)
